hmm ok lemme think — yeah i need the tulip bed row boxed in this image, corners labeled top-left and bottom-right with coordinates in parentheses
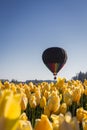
top-left (0, 77), bottom-right (87, 130)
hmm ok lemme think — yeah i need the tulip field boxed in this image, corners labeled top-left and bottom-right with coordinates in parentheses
top-left (0, 77), bottom-right (87, 130)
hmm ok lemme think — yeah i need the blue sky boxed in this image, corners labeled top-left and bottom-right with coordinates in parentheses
top-left (0, 0), bottom-right (87, 81)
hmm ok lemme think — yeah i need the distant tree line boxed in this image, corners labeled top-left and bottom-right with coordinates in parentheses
top-left (72, 71), bottom-right (87, 82)
top-left (1, 71), bottom-right (87, 83)
top-left (0, 78), bottom-right (54, 84)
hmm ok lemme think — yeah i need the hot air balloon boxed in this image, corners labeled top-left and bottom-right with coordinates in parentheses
top-left (42, 47), bottom-right (67, 80)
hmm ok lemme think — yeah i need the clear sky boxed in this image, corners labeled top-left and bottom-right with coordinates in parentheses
top-left (0, 0), bottom-right (87, 81)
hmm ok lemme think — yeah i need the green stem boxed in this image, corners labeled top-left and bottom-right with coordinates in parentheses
top-left (72, 102), bottom-right (76, 116)
top-left (31, 108), bottom-right (35, 128)
top-left (80, 94), bottom-right (83, 107)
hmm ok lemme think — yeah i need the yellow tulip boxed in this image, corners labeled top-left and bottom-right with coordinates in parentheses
top-left (34, 89), bottom-right (41, 106)
top-left (57, 77), bottom-right (65, 88)
top-left (29, 95), bottom-right (37, 108)
top-left (16, 120), bottom-right (32, 130)
top-left (44, 90), bottom-right (50, 100)
top-left (20, 93), bottom-right (28, 111)
top-left (10, 83), bottom-right (17, 93)
top-left (20, 112), bottom-right (28, 121)
top-left (4, 81), bottom-right (11, 89)
top-left (0, 89), bottom-right (21, 130)
top-left (72, 87), bottom-right (81, 103)
top-left (44, 106), bottom-right (50, 117)
top-left (59, 103), bottom-right (67, 115)
top-left (34, 114), bottom-right (53, 130)
top-left (50, 114), bottom-right (60, 130)
top-left (63, 89), bottom-right (72, 106)
top-left (82, 118), bottom-right (87, 130)
top-left (40, 96), bottom-right (46, 108)
top-left (47, 91), bottom-right (60, 113)
top-left (76, 107), bottom-right (84, 122)
top-left (15, 112), bottom-right (33, 130)
top-left (65, 112), bottom-right (72, 123)
top-left (24, 85), bottom-right (31, 99)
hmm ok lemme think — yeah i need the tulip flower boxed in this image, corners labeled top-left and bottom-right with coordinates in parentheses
top-left (82, 118), bottom-right (87, 130)
top-left (20, 93), bottom-right (28, 111)
top-left (44, 106), bottom-right (50, 117)
top-left (0, 89), bottom-right (21, 130)
top-left (59, 103), bottom-right (67, 115)
top-left (29, 95), bottom-right (37, 108)
top-left (72, 87), bottom-right (81, 103)
top-left (76, 107), bottom-right (87, 122)
top-left (63, 89), bottom-right (73, 106)
top-left (40, 96), bottom-right (46, 108)
top-left (34, 114), bottom-right (52, 130)
top-left (47, 91), bottom-right (60, 113)
top-left (17, 113), bottom-right (32, 130)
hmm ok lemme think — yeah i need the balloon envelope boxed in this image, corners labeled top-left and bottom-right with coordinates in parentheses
top-left (42, 47), bottom-right (67, 79)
